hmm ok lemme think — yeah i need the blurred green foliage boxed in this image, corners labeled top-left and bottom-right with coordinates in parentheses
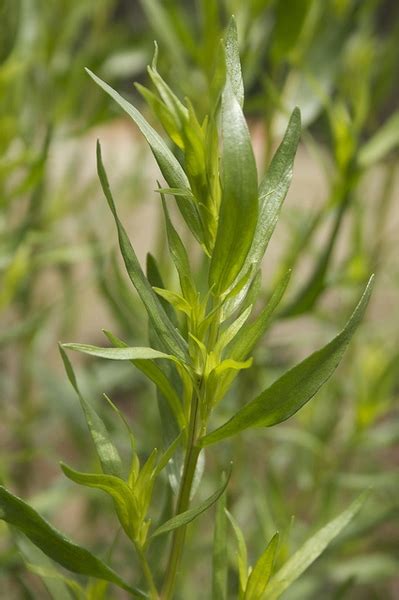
top-left (0, 0), bottom-right (398, 598)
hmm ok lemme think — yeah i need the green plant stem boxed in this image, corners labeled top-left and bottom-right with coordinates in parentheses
top-left (161, 392), bottom-right (201, 599)
top-left (137, 546), bottom-right (159, 599)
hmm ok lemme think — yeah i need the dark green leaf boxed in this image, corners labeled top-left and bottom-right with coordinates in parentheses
top-left (200, 276), bottom-right (373, 446)
top-left (0, 486), bottom-right (146, 598)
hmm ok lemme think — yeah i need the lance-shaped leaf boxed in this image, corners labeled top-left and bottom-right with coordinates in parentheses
top-left (0, 486), bottom-right (146, 598)
top-left (96, 141), bottom-right (187, 360)
top-left (228, 270), bottom-right (291, 361)
top-left (151, 468), bottom-right (231, 538)
top-left (224, 16), bottom-right (244, 107)
top-left (212, 490), bottom-right (228, 600)
top-left (62, 343), bottom-right (180, 363)
top-left (249, 107), bottom-right (301, 269)
top-left (61, 464), bottom-right (138, 541)
top-left (244, 532), bottom-right (279, 600)
top-left (87, 70), bottom-right (203, 243)
top-left (103, 329), bottom-right (186, 431)
top-left (59, 345), bottom-right (123, 478)
top-left (226, 509), bottom-right (248, 596)
top-left (200, 276), bottom-right (373, 446)
top-left (161, 194), bottom-right (194, 299)
top-left (209, 80), bottom-right (258, 295)
top-left (265, 493), bottom-right (368, 599)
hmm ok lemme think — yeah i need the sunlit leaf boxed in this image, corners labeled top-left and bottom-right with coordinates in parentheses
top-left (200, 276), bottom-right (373, 446)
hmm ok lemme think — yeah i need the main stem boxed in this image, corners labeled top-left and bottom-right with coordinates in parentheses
top-left (161, 391), bottom-right (201, 599)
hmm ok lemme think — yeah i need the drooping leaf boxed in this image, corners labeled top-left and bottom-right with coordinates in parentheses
top-left (244, 532), bottom-right (279, 600)
top-left (95, 140), bottom-right (188, 361)
top-left (87, 70), bottom-right (203, 243)
top-left (151, 468), bottom-right (231, 537)
top-left (200, 276), bottom-right (374, 446)
top-left (0, 486), bottom-right (145, 598)
top-left (209, 80), bottom-right (258, 295)
top-left (59, 345), bottom-right (123, 478)
top-left (265, 494), bottom-right (368, 599)
top-left (212, 489), bottom-right (228, 600)
top-left (60, 464), bottom-right (138, 541)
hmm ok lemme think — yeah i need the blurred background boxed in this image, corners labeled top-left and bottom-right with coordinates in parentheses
top-left (1, 0), bottom-right (398, 598)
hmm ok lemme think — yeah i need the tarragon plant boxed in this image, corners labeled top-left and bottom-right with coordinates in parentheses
top-left (0, 18), bottom-right (374, 600)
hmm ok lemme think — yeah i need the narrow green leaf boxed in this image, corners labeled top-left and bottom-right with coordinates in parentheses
top-left (153, 288), bottom-right (192, 317)
top-left (62, 342), bottom-right (179, 363)
top-left (266, 494), bottom-right (368, 599)
top-left (151, 467), bottom-right (231, 537)
top-left (87, 70), bottom-right (203, 243)
top-left (228, 270), bottom-right (291, 361)
top-left (200, 276), bottom-right (374, 446)
top-left (61, 464), bottom-right (137, 541)
top-left (215, 305), bottom-right (253, 354)
top-left (96, 140), bottom-right (188, 361)
top-left (209, 80), bottom-right (258, 295)
top-left (102, 329), bottom-right (186, 431)
top-left (59, 345), bottom-right (123, 478)
top-left (226, 509), bottom-right (248, 595)
top-left (224, 16), bottom-right (244, 107)
top-left (0, 486), bottom-right (146, 598)
top-left (212, 490), bottom-right (227, 600)
top-left (244, 532), bottom-right (279, 600)
top-left (146, 253), bottom-right (177, 326)
top-left (249, 108), bottom-right (301, 269)
top-left (161, 194), bottom-right (194, 298)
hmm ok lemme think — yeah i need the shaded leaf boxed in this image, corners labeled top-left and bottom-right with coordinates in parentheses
top-left (224, 16), bottom-right (244, 107)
